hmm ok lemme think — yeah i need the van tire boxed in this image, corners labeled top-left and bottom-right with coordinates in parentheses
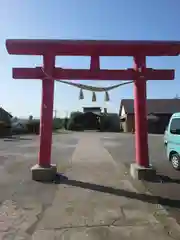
top-left (170, 153), bottom-right (180, 170)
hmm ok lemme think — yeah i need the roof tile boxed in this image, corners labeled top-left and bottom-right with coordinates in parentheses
top-left (120, 99), bottom-right (180, 115)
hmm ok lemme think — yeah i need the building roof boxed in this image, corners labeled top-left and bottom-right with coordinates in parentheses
top-left (0, 107), bottom-right (12, 124)
top-left (119, 99), bottom-right (180, 115)
top-left (83, 107), bottom-right (101, 113)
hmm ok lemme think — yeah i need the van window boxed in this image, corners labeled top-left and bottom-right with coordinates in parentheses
top-left (170, 118), bottom-right (180, 135)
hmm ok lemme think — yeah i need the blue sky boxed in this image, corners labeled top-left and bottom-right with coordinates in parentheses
top-left (0, 0), bottom-right (179, 118)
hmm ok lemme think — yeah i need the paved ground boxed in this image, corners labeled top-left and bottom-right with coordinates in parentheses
top-left (0, 132), bottom-right (180, 239)
top-left (101, 132), bottom-right (180, 224)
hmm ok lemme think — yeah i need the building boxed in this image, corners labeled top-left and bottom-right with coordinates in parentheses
top-left (0, 107), bottom-right (12, 136)
top-left (119, 99), bottom-right (180, 134)
top-left (83, 107), bottom-right (102, 114)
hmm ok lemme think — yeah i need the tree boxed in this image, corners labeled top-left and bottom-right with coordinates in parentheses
top-left (174, 94), bottom-right (180, 99)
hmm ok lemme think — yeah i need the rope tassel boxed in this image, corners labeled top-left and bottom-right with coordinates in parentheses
top-left (79, 88), bottom-right (84, 100)
top-left (92, 92), bottom-right (96, 102)
top-left (104, 91), bottom-right (110, 101)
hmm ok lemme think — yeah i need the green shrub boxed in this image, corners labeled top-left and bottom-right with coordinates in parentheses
top-left (100, 114), bottom-right (120, 132)
top-left (53, 118), bottom-right (65, 130)
top-left (67, 112), bottom-right (83, 131)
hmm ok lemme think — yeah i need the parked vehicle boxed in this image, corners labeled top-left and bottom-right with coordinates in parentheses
top-left (164, 112), bottom-right (180, 170)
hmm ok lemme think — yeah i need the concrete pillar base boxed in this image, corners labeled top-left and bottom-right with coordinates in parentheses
top-left (31, 164), bottom-right (57, 182)
top-left (130, 163), bottom-right (156, 181)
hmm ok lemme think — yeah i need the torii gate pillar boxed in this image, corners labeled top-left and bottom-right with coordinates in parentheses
top-left (6, 39), bottom-right (179, 182)
top-left (31, 54), bottom-right (57, 181)
top-left (130, 55), bottom-right (152, 180)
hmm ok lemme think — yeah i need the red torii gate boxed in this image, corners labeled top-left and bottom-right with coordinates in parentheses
top-left (6, 39), bottom-right (180, 181)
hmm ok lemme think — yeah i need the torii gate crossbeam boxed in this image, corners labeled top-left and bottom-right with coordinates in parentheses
top-left (6, 39), bottom-right (180, 181)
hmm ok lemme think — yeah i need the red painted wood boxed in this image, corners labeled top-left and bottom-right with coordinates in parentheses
top-left (6, 39), bottom-right (180, 56)
top-left (12, 67), bottom-right (175, 81)
top-left (134, 55), bottom-right (149, 167)
top-left (38, 54), bottom-right (55, 167)
top-left (90, 55), bottom-right (100, 70)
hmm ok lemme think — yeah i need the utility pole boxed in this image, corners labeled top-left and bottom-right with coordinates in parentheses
top-left (174, 94), bottom-right (180, 99)
top-left (53, 109), bottom-right (57, 119)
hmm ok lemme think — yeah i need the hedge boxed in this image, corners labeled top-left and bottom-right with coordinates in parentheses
top-left (67, 112), bottom-right (83, 131)
top-left (67, 111), bottom-right (120, 132)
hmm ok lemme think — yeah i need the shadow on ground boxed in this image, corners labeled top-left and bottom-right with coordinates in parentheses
top-left (146, 174), bottom-right (180, 184)
top-left (3, 136), bottom-right (33, 141)
top-left (52, 173), bottom-right (180, 209)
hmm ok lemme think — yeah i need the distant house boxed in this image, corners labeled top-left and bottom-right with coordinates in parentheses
top-left (11, 118), bottom-right (29, 133)
top-left (0, 107), bottom-right (12, 122)
top-left (83, 107), bottom-right (102, 114)
top-left (0, 107), bottom-right (12, 136)
top-left (119, 99), bottom-right (180, 134)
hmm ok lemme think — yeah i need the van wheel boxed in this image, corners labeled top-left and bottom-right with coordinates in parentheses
top-left (170, 153), bottom-right (180, 170)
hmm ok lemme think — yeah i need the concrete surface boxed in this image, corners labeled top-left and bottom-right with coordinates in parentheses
top-left (31, 164), bottom-right (57, 182)
top-left (102, 132), bottom-right (180, 225)
top-left (130, 163), bottom-right (156, 180)
top-left (0, 132), bottom-right (179, 239)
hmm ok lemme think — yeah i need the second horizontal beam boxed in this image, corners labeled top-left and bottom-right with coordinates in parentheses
top-left (12, 67), bottom-right (175, 81)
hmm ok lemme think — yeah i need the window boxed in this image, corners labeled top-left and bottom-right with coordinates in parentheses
top-left (170, 118), bottom-right (180, 135)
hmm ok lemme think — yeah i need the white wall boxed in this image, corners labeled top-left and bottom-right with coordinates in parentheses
top-left (120, 105), bottom-right (126, 117)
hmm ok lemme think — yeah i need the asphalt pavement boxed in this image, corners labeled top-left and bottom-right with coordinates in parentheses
top-left (101, 132), bottom-right (180, 225)
top-left (0, 131), bottom-right (180, 238)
